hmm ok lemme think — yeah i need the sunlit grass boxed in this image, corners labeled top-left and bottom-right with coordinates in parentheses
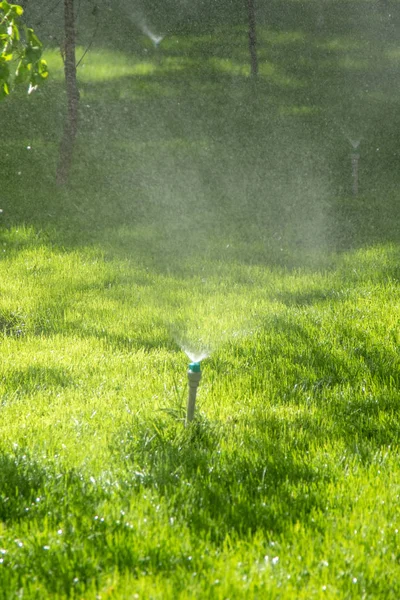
top-left (278, 105), bottom-right (320, 116)
top-left (319, 37), bottom-right (367, 51)
top-left (0, 227), bottom-right (400, 597)
top-left (44, 48), bottom-right (158, 81)
top-left (258, 29), bottom-right (308, 45)
top-left (43, 31), bottom-right (308, 88)
top-left (386, 47), bottom-right (400, 62)
top-left (338, 56), bottom-right (372, 70)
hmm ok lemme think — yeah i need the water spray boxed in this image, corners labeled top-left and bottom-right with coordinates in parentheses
top-left (140, 23), bottom-right (164, 49)
top-left (186, 361), bottom-right (201, 425)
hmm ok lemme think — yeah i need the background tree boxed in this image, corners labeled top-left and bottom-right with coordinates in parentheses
top-left (56, 0), bottom-right (79, 186)
top-left (247, 0), bottom-right (258, 78)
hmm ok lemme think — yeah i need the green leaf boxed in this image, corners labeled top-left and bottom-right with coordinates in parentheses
top-left (0, 80), bottom-right (9, 97)
top-left (39, 58), bottom-right (49, 77)
top-left (25, 45), bottom-right (41, 63)
top-left (0, 59), bottom-right (10, 79)
top-left (9, 4), bottom-right (23, 17)
top-left (26, 28), bottom-right (42, 48)
top-left (37, 58), bottom-right (48, 78)
top-left (11, 22), bottom-right (20, 42)
top-left (15, 58), bottom-right (28, 83)
top-left (0, 1), bottom-right (12, 13)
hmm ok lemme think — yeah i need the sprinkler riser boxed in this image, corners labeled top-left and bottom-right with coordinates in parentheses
top-left (351, 152), bottom-right (360, 197)
top-left (186, 370), bottom-right (202, 425)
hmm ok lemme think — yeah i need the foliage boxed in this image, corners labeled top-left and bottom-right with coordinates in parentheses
top-left (0, 0), bottom-right (48, 99)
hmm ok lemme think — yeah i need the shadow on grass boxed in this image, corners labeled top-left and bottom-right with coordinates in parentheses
top-left (0, 448), bottom-right (101, 521)
top-left (0, 451), bottom-right (48, 523)
top-left (66, 322), bottom-right (176, 353)
top-left (0, 448), bottom-right (103, 524)
top-left (253, 313), bottom-right (400, 456)
top-left (1, 366), bottom-right (75, 399)
top-left (0, 448), bottom-right (115, 596)
top-left (113, 415), bottom-right (331, 541)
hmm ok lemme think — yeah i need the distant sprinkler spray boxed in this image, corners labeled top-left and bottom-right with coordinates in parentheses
top-left (186, 362), bottom-right (201, 425)
top-left (349, 138), bottom-right (361, 197)
top-left (140, 23), bottom-right (164, 49)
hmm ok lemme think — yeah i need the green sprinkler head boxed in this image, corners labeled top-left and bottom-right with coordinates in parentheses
top-left (189, 362), bottom-right (201, 372)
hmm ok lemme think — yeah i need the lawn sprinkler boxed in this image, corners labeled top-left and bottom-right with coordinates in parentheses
top-left (186, 362), bottom-right (202, 425)
top-left (349, 138), bottom-right (361, 197)
top-left (140, 24), bottom-right (164, 49)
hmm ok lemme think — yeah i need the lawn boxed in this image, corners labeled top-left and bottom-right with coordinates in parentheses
top-left (0, 3), bottom-right (400, 597)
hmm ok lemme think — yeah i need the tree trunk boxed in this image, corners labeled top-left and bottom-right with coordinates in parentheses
top-left (56, 0), bottom-right (79, 186)
top-left (247, 0), bottom-right (258, 78)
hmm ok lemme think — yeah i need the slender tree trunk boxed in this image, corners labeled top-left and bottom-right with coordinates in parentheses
top-left (56, 0), bottom-right (79, 185)
top-left (247, 0), bottom-right (258, 78)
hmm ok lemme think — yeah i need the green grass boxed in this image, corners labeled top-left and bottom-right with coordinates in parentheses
top-left (1, 6), bottom-right (400, 597)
